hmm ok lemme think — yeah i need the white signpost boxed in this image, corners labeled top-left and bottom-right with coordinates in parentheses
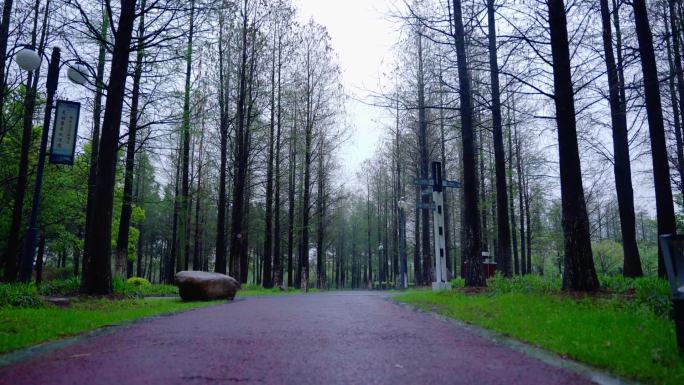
top-left (413, 161), bottom-right (460, 291)
top-left (430, 161), bottom-right (450, 291)
top-left (49, 100), bottom-right (80, 165)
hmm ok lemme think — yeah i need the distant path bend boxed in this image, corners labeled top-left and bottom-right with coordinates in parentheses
top-left (0, 292), bottom-right (596, 385)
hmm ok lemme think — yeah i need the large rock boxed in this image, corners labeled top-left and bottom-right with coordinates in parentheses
top-left (175, 271), bottom-right (240, 301)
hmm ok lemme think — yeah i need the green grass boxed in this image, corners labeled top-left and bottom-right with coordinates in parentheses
top-left (113, 277), bottom-right (179, 297)
top-left (237, 284), bottom-right (320, 296)
top-left (0, 298), bottom-right (219, 354)
top-left (394, 289), bottom-right (683, 385)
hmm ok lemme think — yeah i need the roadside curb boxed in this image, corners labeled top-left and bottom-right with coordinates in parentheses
top-left (389, 298), bottom-right (638, 385)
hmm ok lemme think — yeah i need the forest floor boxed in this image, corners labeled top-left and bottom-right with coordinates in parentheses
top-left (0, 291), bottom-right (618, 385)
top-left (394, 289), bottom-right (683, 385)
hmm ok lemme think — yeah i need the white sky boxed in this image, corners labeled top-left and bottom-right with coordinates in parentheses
top-left (292, 0), bottom-right (661, 215)
top-left (294, 0), bottom-right (397, 183)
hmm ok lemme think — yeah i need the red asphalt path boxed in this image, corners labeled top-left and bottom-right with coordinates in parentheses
top-left (0, 292), bottom-right (596, 385)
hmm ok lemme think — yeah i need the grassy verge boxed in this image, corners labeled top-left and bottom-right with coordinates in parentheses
top-left (237, 284), bottom-right (320, 296)
top-left (0, 297), bottom-right (219, 355)
top-left (394, 288), bottom-right (683, 385)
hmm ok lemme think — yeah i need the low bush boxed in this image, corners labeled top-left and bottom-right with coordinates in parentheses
top-left (633, 277), bottom-right (671, 318)
top-left (480, 273), bottom-right (672, 319)
top-left (37, 276), bottom-right (80, 296)
top-left (449, 278), bottom-right (465, 288)
top-left (113, 276), bottom-right (177, 298)
top-left (487, 273), bottom-right (561, 294)
top-left (598, 274), bottom-right (640, 294)
top-left (0, 284), bottom-right (44, 308)
top-left (126, 277), bottom-right (151, 287)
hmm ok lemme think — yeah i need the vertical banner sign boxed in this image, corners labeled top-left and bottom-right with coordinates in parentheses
top-left (49, 100), bottom-right (80, 165)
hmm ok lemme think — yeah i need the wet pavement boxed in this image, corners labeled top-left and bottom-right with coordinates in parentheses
top-left (0, 291), bottom-right (596, 384)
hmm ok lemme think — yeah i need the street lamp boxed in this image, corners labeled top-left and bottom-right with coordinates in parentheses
top-left (15, 46), bottom-right (92, 282)
top-left (15, 46), bottom-right (41, 71)
top-left (398, 198), bottom-right (409, 289)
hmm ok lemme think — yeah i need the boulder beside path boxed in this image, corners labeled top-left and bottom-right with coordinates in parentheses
top-left (175, 271), bottom-right (240, 301)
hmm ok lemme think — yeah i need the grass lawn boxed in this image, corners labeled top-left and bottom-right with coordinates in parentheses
top-left (394, 290), bottom-right (683, 385)
top-left (0, 298), bottom-right (220, 355)
top-left (237, 284), bottom-right (320, 296)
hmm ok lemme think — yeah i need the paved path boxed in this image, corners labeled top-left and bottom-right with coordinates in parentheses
top-left (0, 292), bottom-right (596, 385)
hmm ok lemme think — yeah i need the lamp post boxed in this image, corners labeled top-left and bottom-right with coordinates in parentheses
top-left (378, 244), bottom-right (384, 289)
top-left (398, 198), bottom-right (408, 289)
top-left (15, 46), bottom-right (90, 282)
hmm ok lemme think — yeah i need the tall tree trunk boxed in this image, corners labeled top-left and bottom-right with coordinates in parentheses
top-left (396, 97), bottom-right (405, 281)
top-left (273, 32), bottom-right (284, 287)
top-left (82, 8), bottom-right (109, 280)
top-left (262, 29), bottom-right (277, 289)
top-left (35, 233), bottom-right (45, 284)
top-left (368, 176), bottom-right (374, 288)
top-left (238, 29), bottom-right (259, 284)
top-left (479, 129), bottom-right (488, 252)
top-left (229, 0), bottom-right (250, 282)
top-left (135, 162), bottom-right (145, 276)
top-left (168, 146), bottom-right (181, 282)
top-left (438, 70), bottom-right (453, 278)
top-left (600, 0), bottom-right (643, 277)
top-left (416, 33), bottom-right (431, 286)
top-left (524, 177), bottom-right (532, 273)
top-left (515, 126), bottom-right (527, 274)
top-left (116, 0), bottom-right (146, 278)
top-left (452, 0), bottom-right (483, 286)
top-left (193, 112), bottom-right (205, 271)
top-left (316, 141), bottom-right (325, 289)
top-left (487, 0), bottom-right (512, 277)
top-left (633, 0), bottom-right (677, 277)
top-left (287, 103), bottom-right (296, 288)
top-left (178, 0), bottom-right (196, 273)
top-left (507, 111), bottom-right (519, 275)
top-left (215, 6), bottom-right (230, 275)
top-left (547, 0), bottom-right (598, 291)
top-left (82, 0), bottom-right (138, 295)
top-left (300, 53), bottom-right (313, 292)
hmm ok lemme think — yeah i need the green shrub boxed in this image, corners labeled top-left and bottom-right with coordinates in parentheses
top-left (113, 276), bottom-right (177, 298)
top-left (450, 278), bottom-right (465, 288)
top-left (487, 273), bottom-right (561, 294)
top-left (112, 276), bottom-right (139, 298)
top-left (633, 277), bottom-right (671, 318)
top-left (37, 276), bottom-right (80, 296)
top-left (598, 274), bottom-right (634, 294)
top-left (126, 277), bottom-right (151, 287)
top-left (485, 273), bottom-right (671, 319)
top-left (0, 283), bottom-right (44, 308)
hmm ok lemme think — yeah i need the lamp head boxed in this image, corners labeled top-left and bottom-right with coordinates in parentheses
top-left (15, 46), bottom-right (41, 71)
top-left (67, 61), bottom-right (89, 85)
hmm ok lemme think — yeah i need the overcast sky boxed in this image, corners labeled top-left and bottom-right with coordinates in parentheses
top-left (291, 0), bottom-right (661, 214)
top-left (294, 0), bottom-right (397, 184)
